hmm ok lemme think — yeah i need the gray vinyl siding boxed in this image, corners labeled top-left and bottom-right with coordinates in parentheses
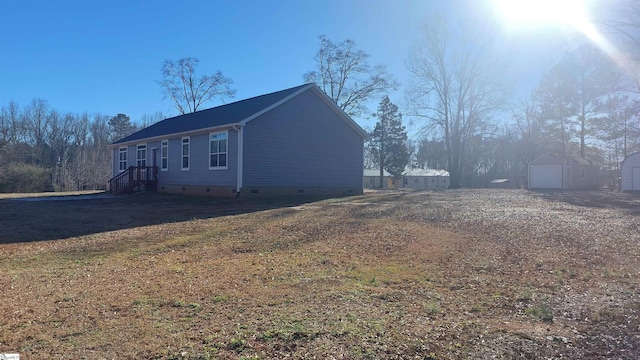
top-left (156, 129), bottom-right (237, 187)
top-left (243, 90), bottom-right (364, 188)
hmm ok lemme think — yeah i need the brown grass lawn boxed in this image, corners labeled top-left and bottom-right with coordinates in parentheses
top-left (1, 189), bottom-right (639, 359)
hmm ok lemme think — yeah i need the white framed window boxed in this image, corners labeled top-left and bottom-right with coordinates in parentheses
top-left (181, 137), bottom-right (190, 170)
top-left (209, 131), bottom-right (228, 169)
top-left (118, 147), bottom-right (127, 171)
top-left (161, 140), bottom-right (168, 171)
top-left (136, 144), bottom-right (146, 167)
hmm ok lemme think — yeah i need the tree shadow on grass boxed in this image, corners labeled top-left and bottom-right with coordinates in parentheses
top-left (530, 190), bottom-right (640, 215)
top-left (0, 192), bottom-right (339, 244)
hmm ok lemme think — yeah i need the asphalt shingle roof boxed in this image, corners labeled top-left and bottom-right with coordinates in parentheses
top-left (113, 84), bottom-right (312, 145)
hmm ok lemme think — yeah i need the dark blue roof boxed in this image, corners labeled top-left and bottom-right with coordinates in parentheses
top-left (113, 83), bottom-right (312, 144)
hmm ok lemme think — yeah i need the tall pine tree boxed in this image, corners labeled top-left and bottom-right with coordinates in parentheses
top-left (370, 96), bottom-right (409, 187)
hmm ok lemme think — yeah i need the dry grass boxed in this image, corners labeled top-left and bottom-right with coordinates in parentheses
top-left (0, 190), bottom-right (104, 200)
top-left (1, 189), bottom-right (639, 359)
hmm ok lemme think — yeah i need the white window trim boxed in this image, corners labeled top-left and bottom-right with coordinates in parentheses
top-left (181, 137), bottom-right (190, 171)
top-left (209, 130), bottom-right (228, 170)
top-left (136, 143), bottom-right (147, 167)
top-left (161, 139), bottom-right (168, 171)
top-left (118, 147), bottom-right (127, 172)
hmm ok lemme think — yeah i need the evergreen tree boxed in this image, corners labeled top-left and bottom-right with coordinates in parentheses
top-left (108, 114), bottom-right (135, 143)
top-left (369, 96), bottom-right (409, 186)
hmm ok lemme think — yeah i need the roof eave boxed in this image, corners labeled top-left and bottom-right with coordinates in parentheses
top-left (621, 151), bottom-right (640, 166)
top-left (109, 122), bottom-right (241, 148)
top-left (110, 83), bottom-right (369, 147)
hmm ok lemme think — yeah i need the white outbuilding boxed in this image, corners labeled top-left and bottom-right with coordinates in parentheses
top-left (363, 169), bottom-right (398, 189)
top-left (528, 154), bottom-right (600, 190)
top-left (402, 169), bottom-right (450, 189)
top-left (621, 151), bottom-right (640, 191)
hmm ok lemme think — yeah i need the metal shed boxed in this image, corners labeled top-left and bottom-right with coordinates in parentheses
top-left (402, 169), bottom-right (450, 189)
top-left (621, 151), bottom-right (640, 191)
top-left (528, 155), bottom-right (600, 190)
top-left (363, 169), bottom-right (397, 189)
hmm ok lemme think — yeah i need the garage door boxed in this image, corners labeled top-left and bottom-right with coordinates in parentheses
top-left (530, 165), bottom-right (563, 189)
top-left (633, 167), bottom-right (640, 190)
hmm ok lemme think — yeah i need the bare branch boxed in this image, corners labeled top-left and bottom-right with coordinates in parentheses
top-left (406, 17), bottom-right (507, 188)
top-left (305, 36), bottom-right (396, 118)
top-left (157, 57), bottom-right (236, 115)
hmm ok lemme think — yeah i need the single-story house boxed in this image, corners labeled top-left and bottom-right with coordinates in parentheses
top-left (363, 169), bottom-right (397, 189)
top-left (402, 168), bottom-right (450, 189)
top-left (528, 154), bottom-right (600, 190)
top-left (109, 84), bottom-right (367, 197)
top-left (621, 151), bottom-right (640, 191)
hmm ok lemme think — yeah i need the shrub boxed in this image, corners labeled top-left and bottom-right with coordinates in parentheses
top-left (0, 162), bottom-right (52, 192)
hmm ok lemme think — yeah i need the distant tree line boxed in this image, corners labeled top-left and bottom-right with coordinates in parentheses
top-left (313, 2), bottom-right (640, 189)
top-left (4, 1), bottom-right (640, 193)
top-left (399, 8), bottom-right (640, 188)
top-left (0, 100), bottom-right (163, 192)
top-left (403, 35), bottom-right (640, 188)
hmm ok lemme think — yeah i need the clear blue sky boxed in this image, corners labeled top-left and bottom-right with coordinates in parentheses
top-left (0, 0), bottom-right (584, 131)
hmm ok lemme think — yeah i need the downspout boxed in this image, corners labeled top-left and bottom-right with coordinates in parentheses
top-left (233, 125), bottom-right (244, 197)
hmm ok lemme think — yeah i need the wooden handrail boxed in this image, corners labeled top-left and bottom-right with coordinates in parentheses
top-left (108, 166), bottom-right (158, 195)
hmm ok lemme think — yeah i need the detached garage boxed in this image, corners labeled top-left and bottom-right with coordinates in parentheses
top-left (621, 152), bottom-right (640, 191)
top-left (529, 155), bottom-right (600, 190)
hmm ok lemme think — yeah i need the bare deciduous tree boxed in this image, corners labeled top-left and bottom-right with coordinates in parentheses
top-left (510, 97), bottom-right (545, 168)
top-left (406, 18), bottom-right (506, 188)
top-left (138, 111), bottom-right (167, 128)
top-left (304, 36), bottom-right (396, 118)
top-left (158, 57), bottom-right (236, 115)
top-left (595, 0), bottom-right (640, 55)
top-left (0, 99), bottom-right (165, 193)
top-left (0, 101), bottom-right (20, 152)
